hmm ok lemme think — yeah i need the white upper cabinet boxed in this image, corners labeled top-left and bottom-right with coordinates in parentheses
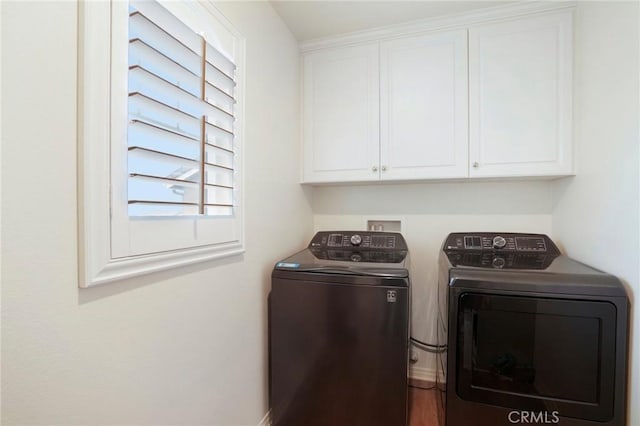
top-left (301, 6), bottom-right (574, 184)
top-left (302, 44), bottom-right (380, 183)
top-left (380, 30), bottom-right (468, 180)
top-left (468, 12), bottom-right (573, 177)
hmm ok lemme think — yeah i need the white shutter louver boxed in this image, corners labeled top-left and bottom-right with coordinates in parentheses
top-left (127, 0), bottom-right (236, 217)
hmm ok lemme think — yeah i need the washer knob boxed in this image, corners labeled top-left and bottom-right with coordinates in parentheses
top-left (350, 234), bottom-right (362, 246)
top-left (492, 257), bottom-right (506, 269)
top-left (493, 236), bottom-right (507, 249)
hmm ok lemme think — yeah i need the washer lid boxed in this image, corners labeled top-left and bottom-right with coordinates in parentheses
top-left (274, 248), bottom-right (409, 278)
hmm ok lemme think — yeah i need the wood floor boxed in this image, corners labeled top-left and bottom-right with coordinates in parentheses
top-left (408, 385), bottom-right (439, 426)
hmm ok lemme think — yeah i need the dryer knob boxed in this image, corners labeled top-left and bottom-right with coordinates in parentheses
top-left (350, 234), bottom-right (362, 246)
top-left (493, 236), bottom-right (507, 249)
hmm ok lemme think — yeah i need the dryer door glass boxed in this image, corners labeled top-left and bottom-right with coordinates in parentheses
top-left (456, 293), bottom-right (616, 422)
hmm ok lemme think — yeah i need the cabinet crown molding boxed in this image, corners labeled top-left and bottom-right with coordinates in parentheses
top-left (300, 1), bottom-right (576, 52)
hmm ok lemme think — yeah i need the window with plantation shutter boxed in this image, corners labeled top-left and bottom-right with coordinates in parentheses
top-left (78, 0), bottom-right (245, 287)
top-left (127, 1), bottom-right (236, 217)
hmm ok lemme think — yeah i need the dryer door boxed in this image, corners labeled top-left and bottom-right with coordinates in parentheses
top-left (455, 293), bottom-right (616, 422)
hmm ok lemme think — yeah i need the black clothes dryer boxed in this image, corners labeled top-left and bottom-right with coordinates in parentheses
top-left (437, 232), bottom-right (629, 426)
top-left (270, 231), bottom-right (410, 426)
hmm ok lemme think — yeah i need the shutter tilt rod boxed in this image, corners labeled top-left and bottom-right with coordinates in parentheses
top-left (199, 36), bottom-right (207, 215)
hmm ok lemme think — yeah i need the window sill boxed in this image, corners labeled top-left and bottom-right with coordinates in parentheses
top-left (80, 241), bottom-right (244, 288)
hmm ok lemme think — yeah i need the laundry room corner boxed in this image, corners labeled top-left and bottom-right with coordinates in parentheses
top-left (3, 0), bottom-right (639, 424)
top-left (550, 2), bottom-right (640, 424)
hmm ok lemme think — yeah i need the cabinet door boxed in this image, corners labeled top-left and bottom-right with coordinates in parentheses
top-left (380, 30), bottom-right (468, 180)
top-left (469, 12), bottom-right (573, 177)
top-left (302, 44), bottom-right (380, 183)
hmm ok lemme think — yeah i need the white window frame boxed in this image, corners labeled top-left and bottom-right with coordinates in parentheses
top-left (78, 0), bottom-right (245, 288)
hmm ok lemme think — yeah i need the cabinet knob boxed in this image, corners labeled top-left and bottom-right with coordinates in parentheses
top-left (372, 166), bottom-right (378, 172)
top-left (473, 162), bottom-right (479, 168)
top-left (381, 165), bottom-right (387, 172)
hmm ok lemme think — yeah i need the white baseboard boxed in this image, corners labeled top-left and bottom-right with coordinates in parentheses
top-left (258, 409), bottom-right (271, 426)
top-left (409, 365), bottom-right (445, 383)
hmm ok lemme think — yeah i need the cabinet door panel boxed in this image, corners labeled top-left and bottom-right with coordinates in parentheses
top-left (469, 12), bottom-right (573, 177)
top-left (380, 30), bottom-right (468, 180)
top-left (302, 44), bottom-right (380, 183)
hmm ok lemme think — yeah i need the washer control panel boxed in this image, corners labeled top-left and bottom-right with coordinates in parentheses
top-left (309, 231), bottom-right (407, 250)
top-left (444, 232), bottom-right (560, 254)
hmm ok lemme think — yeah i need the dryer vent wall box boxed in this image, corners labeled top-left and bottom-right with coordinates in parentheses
top-left (270, 231), bottom-right (410, 426)
top-left (437, 232), bottom-right (629, 426)
top-left (367, 219), bottom-right (402, 232)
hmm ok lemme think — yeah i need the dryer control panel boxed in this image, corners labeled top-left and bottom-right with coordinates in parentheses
top-left (442, 233), bottom-right (560, 270)
top-left (443, 232), bottom-right (560, 254)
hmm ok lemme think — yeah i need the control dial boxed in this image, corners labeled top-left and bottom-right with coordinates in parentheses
top-left (493, 236), bottom-right (507, 249)
top-left (350, 234), bottom-right (362, 246)
top-left (492, 257), bottom-right (506, 269)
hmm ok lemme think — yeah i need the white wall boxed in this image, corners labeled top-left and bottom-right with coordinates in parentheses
top-left (1, 1), bottom-right (311, 424)
top-left (552, 2), bottom-right (640, 424)
top-left (313, 181), bottom-right (554, 376)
